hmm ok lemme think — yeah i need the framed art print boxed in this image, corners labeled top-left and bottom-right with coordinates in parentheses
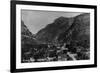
top-left (10, 0), bottom-right (97, 72)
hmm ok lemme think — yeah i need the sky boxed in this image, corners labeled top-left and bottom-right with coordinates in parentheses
top-left (21, 10), bottom-right (83, 34)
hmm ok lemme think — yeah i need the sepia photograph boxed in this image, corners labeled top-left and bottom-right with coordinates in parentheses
top-left (21, 10), bottom-right (90, 63)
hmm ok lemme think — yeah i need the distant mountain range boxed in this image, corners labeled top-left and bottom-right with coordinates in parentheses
top-left (21, 13), bottom-right (90, 48)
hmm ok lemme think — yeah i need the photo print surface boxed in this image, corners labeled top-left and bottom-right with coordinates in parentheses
top-left (21, 10), bottom-right (90, 63)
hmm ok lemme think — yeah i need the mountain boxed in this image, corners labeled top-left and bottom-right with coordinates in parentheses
top-left (58, 13), bottom-right (90, 48)
top-left (36, 13), bottom-right (90, 48)
top-left (36, 16), bottom-right (74, 43)
top-left (21, 20), bottom-right (42, 47)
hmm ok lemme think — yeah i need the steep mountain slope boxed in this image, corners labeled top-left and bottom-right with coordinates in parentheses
top-left (36, 13), bottom-right (90, 48)
top-left (21, 20), bottom-right (38, 45)
top-left (21, 20), bottom-right (42, 62)
top-left (58, 13), bottom-right (90, 48)
top-left (36, 17), bottom-right (74, 43)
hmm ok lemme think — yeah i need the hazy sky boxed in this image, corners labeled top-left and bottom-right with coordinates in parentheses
top-left (21, 10), bottom-right (83, 34)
